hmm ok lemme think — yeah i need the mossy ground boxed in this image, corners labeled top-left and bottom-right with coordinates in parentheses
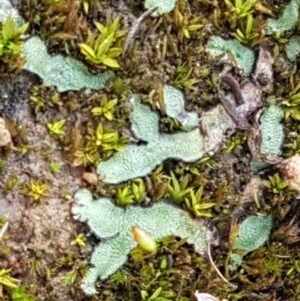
top-left (0, 0), bottom-right (299, 300)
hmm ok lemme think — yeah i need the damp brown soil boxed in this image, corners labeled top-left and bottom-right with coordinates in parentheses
top-left (0, 0), bottom-right (300, 301)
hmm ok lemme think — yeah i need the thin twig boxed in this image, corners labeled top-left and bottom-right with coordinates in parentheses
top-left (122, 7), bottom-right (158, 57)
top-left (207, 242), bottom-right (238, 289)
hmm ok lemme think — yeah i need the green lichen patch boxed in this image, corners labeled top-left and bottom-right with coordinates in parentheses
top-left (260, 104), bottom-right (284, 156)
top-left (22, 36), bottom-right (113, 92)
top-left (144, 0), bottom-right (177, 15)
top-left (97, 96), bottom-right (204, 184)
top-left (286, 35), bottom-right (300, 61)
top-left (163, 84), bottom-right (199, 131)
top-left (0, 0), bottom-right (22, 24)
top-left (206, 36), bottom-right (255, 75)
top-left (265, 0), bottom-right (300, 35)
top-left (72, 188), bottom-right (213, 295)
top-left (231, 215), bottom-right (272, 268)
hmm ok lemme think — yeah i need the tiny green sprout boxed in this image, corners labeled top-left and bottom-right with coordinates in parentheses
top-left (10, 285), bottom-right (36, 301)
top-left (0, 16), bottom-right (28, 63)
top-left (234, 14), bottom-right (258, 44)
top-left (22, 180), bottom-right (48, 201)
top-left (287, 259), bottom-right (300, 277)
top-left (172, 65), bottom-right (199, 89)
top-left (78, 18), bottom-right (126, 68)
top-left (0, 216), bottom-right (7, 229)
top-left (13, 144), bottom-right (31, 155)
top-left (79, 0), bottom-right (92, 14)
top-left (89, 123), bottom-right (118, 147)
top-left (57, 252), bottom-right (74, 267)
top-left (264, 173), bottom-right (288, 195)
top-left (63, 270), bottom-right (77, 285)
top-left (222, 132), bottom-right (246, 153)
top-left (0, 269), bottom-right (19, 290)
top-left (45, 267), bottom-right (53, 280)
top-left (131, 179), bottom-right (145, 202)
top-left (64, 193), bottom-right (72, 201)
top-left (73, 145), bottom-right (99, 166)
top-left (224, 0), bottom-right (254, 30)
top-left (51, 93), bottom-right (60, 103)
top-left (30, 95), bottom-right (45, 112)
top-left (91, 96), bottom-right (117, 121)
top-left (115, 185), bottom-right (134, 206)
top-left (173, 5), bottom-right (203, 40)
top-left (85, 123), bottom-right (125, 162)
top-left (167, 172), bottom-right (193, 204)
top-left (282, 75), bottom-right (300, 120)
top-left (71, 233), bottom-right (86, 247)
top-left (141, 286), bottom-right (175, 301)
top-left (184, 187), bottom-right (215, 217)
top-left (5, 176), bottom-right (18, 190)
top-left (47, 120), bottom-right (65, 137)
top-left (49, 161), bottom-right (60, 173)
top-left (110, 271), bottom-right (128, 285)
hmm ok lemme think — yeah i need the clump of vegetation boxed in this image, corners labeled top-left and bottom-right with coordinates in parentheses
top-left (73, 123), bottom-right (125, 166)
top-left (10, 286), bottom-right (36, 301)
top-left (172, 2), bottom-right (203, 40)
top-left (91, 95), bottom-right (118, 121)
top-left (0, 16), bottom-right (28, 69)
top-left (22, 36), bottom-right (113, 92)
top-left (224, 0), bottom-right (258, 44)
top-left (264, 173), bottom-right (289, 196)
top-left (78, 18), bottom-right (126, 69)
top-left (222, 132), bottom-right (246, 153)
top-left (282, 74), bottom-right (300, 120)
top-left (228, 215), bottom-right (272, 269)
top-left (97, 96), bottom-right (204, 184)
top-left (47, 119), bottom-right (66, 137)
top-left (0, 269), bottom-right (34, 300)
top-left (115, 179), bottom-right (146, 206)
top-left (22, 180), bottom-right (49, 201)
top-left (167, 172), bottom-right (192, 204)
top-left (71, 188), bottom-right (212, 295)
top-left (2, 0), bottom-right (300, 300)
top-left (171, 64), bottom-right (199, 89)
